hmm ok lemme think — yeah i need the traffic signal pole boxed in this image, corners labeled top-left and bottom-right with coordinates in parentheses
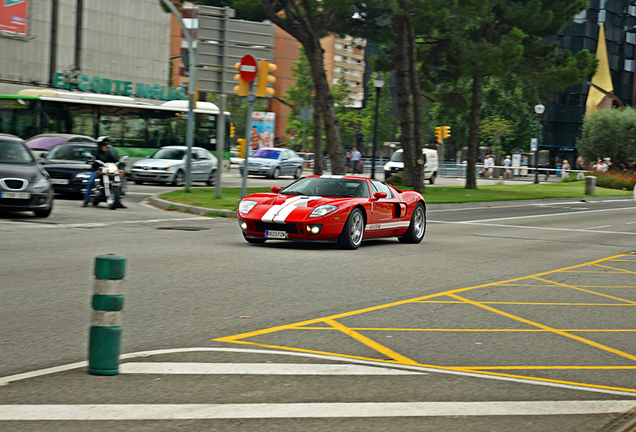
top-left (241, 95), bottom-right (256, 199)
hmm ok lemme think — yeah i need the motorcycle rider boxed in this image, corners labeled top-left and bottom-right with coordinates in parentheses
top-left (81, 136), bottom-right (127, 208)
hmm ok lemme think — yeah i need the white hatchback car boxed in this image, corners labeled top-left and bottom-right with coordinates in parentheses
top-left (130, 146), bottom-right (218, 186)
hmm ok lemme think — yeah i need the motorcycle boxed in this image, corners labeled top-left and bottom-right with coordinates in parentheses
top-left (87, 155), bottom-right (128, 210)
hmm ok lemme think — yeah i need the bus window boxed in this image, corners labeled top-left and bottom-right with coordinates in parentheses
top-left (99, 115), bottom-right (124, 146)
top-left (69, 106), bottom-right (95, 137)
top-left (123, 114), bottom-right (146, 147)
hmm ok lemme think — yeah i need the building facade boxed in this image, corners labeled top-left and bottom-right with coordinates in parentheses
top-left (0, 0), bottom-right (174, 100)
top-left (544, 0), bottom-right (636, 161)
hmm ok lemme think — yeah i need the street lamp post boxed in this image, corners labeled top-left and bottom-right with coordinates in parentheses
top-left (370, 73), bottom-right (385, 180)
top-left (534, 103), bottom-right (545, 184)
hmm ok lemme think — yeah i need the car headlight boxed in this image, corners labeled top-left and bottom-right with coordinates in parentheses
top-left (32, 178), bottom-right (50, 189)
top-left (263, 163), bottom-right (272, 167)
top-left (164, 167), bottom-right (172, 171)
top-left (75, 173), bottom-right (91, 179)
top-left (310, 205), bottom-right (338, 217)
top-left (238, 200), bottom-right (258, 214)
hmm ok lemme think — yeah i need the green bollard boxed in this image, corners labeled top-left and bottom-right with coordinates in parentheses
top-left (88, 254), bottom-right (126, 375)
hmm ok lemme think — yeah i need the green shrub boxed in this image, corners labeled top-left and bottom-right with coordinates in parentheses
top-left (591, 170), bottom-right (636, 190)
top-left (385, 172), bottom-right (404, 186)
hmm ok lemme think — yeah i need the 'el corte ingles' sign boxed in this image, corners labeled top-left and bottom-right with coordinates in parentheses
top-left (53, 73), bottom-right (186, 101)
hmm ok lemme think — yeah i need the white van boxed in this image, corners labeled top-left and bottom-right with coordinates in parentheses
top-left (383, 148), bottom-right (439, 184)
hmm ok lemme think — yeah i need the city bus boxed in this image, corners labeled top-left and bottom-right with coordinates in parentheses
top-left (0, 89), bottom-right (230, 159)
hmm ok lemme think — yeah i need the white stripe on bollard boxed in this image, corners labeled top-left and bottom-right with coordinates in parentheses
top-left (94, 279), bottom-right (125, 295)
top-left (92, 311), bottom-right (123, 327)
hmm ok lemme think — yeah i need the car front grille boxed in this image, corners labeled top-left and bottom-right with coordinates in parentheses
top-left (0, 198), bottom-right (33, 207)
top-left (48, 171), bottom-right (72, 179)
top-left (0, 178), bottom-right (27, 190)
top-left (253, 222), bottom-right (299, 234)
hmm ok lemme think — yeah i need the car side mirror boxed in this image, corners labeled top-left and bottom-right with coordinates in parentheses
top-left (40, 152), bottom-right (46, 158)
top-left (271, 186), bottom-right (282, 193)
top-left (373, 191), bottom-right (387, 200)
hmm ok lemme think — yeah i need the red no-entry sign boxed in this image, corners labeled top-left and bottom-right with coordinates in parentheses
top-left (239, 55), bottom-right (258, 83)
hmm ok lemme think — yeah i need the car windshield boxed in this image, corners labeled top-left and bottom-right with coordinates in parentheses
top-left (280, 177), bottom-right (370, 198)
top-left (151, 148), bottom-right (185, 160)
top-left (0, 141), bottom-right (35, 164)
top-left (390, 151), bottom-right (403, 163)
top-left (252, 149), bottom-right (280, 159)
top-left (46, 145), bottom-right (95, 161)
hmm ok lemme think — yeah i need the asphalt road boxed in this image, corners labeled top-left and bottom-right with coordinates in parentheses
top-left (1, 174), bottom-right (635, 431)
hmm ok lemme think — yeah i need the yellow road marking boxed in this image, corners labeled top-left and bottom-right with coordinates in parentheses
top-left (447, 293), bottom-right (636, 362)
top-left (465, 366), bottom-right (636, 370)
top-left (323, 319), bottom-right (419, 365)
top-left (594, 263), bottom-right (636, 275)
top-left (214, 254), bottom-right (636, 393)
top-left (532, 277), bottom-right (636, 305)
top-left (295, 327), bottom-right (636, 332)
top-left (414, 301), bottom-right (634, 306)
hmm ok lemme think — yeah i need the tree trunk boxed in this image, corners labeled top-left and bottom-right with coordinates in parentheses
top-left (394, 15), bottom-right (414, 186)
top-left (260, 1), bottom-right (345, 175)
top-left (466, 72), bottom-right (483, 189)
top-left (406, 15), bottom-right (424, 193)
top-left (312, 96), bottom-right (323, 175)
top-left (305, 38), bottom-right (345, 174)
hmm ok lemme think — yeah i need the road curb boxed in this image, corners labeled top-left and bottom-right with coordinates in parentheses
top-left (149, 192), bottom-right (632, 216)
top-left (149, 195), bottom-right (237, 218)
top-left (425, 196), bottom-right (632, 211)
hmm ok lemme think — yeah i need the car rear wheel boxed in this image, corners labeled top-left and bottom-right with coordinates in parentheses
top-left (271, 167), bottom-right (281, 179)
top-left (173, 170), bottom-right (185, 186)
top-left (294, 166), bottom-right (302, 179)
top-left (206, 169), bottom-right (216, 186)
top-left (429, 173), bottom-right (436, 184)
top-left (398, 202), bottom-right (426, 243)
top-left (243, 232), bottom-right (267, 244)
top-left (337, 208), bottom-right (365, 250)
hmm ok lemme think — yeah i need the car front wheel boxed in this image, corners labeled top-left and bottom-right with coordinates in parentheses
top-left (337, 207), bottom-right (365, 250)
top-left (271, 167), bottom-right (281, 179)
top-left (206, 169), bottom-right (216, 186)
top-left (398, 202), bottom-right (426, 243)
top-left (173, 170), bottom-right (185, 186)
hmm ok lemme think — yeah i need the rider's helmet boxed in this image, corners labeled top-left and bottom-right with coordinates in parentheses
top-left (96, 136), bottom-right (111, 147)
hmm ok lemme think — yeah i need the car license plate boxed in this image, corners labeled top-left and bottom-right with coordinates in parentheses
top-left (0, 191), bottom-right (30, 199)
top-left (265, 230), bottom-right (287, 239)
top-left (50, 179), bottom-right (69, 185)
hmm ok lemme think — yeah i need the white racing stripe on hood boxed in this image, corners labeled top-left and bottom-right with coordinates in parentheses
top-left (261, 196), bottom-right (307, 223)
top-left (272, 197), bottom-right (312, 223)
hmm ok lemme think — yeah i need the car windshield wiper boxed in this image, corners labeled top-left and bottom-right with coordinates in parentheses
top-left (281, 191), bottom-right (304, 195)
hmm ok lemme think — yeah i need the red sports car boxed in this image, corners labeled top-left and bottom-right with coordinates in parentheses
top-left (237, 175), bottom-right (426, 249)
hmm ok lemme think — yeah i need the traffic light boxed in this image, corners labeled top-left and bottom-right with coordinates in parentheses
top-left (233, 62), bottom-right (249, 97)
top-left (230, 123), bottom-right (236, 138)
top-left (442, 126), bottom-right (451, 139)
top-left (435, 126), bottom-right (443, 144)
top-left (255, 60), bottom-right (277, 98)
top-left (237, 138), bottom-right (247, 158)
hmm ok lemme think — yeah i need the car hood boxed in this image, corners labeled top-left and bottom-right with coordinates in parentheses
top-left (42, 161), bottom-right (92, 171)
top-left (133, 159), bottom-right (182, 169)
top-left (0, 162), bottom-right (45, 183)
top-left (241, 193), bottom-right (355, 222)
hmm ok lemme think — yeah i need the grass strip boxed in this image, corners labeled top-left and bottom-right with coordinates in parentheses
top-left (158, 182), bottom-right (632, 211)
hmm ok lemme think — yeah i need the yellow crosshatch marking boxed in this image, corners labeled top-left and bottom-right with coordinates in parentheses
top-left (214, 254), bottom-right (636, 394)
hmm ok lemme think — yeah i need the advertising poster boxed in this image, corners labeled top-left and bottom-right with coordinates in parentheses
top-left (249, 112), bottom-right (276, 149)
top-left (0, 0), bottom-right (29, 35)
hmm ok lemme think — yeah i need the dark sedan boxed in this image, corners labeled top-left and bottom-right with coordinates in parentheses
top-left (40, 143), bottom-right (98, 196)
top-left (0, 134), bottom-right (54, 217)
